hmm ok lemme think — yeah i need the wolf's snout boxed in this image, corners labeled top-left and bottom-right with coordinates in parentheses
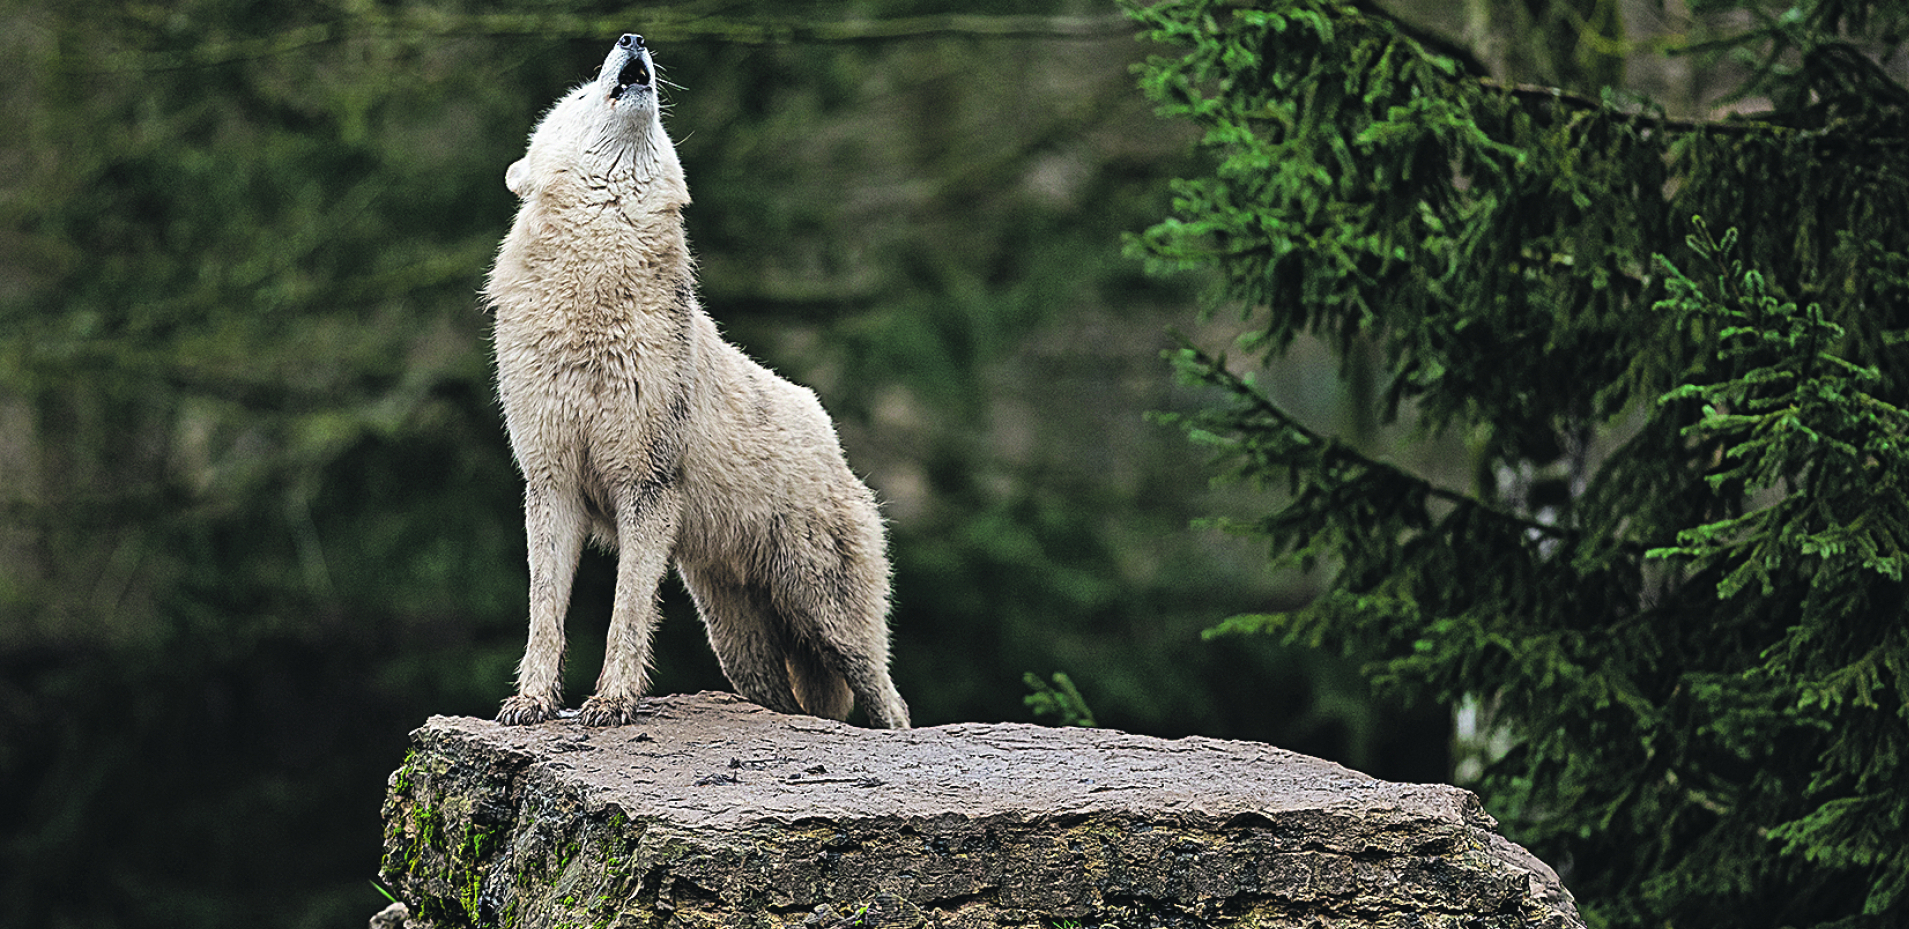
top-left (606, 35), bottom-right (653, 102)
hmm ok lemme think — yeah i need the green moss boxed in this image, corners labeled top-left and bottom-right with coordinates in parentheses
top-left (391, 749), bottom-right (418, 795)
top-left (455, 825), bottom-right (498, 924)
top-left (417, 803), bottom-right (443, 854)
top-left (379, 800), bottom-right (443, 886)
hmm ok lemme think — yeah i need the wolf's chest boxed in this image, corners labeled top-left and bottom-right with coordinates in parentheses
top-left (493, 323), bottom-right (660, 433)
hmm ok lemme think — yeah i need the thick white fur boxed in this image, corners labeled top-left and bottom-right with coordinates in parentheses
top-left (484, 38), bottom-right (909, 729)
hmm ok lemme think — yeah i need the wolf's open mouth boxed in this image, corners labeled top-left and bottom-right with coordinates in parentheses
top-left (613, 53), bottom-right (651, 98)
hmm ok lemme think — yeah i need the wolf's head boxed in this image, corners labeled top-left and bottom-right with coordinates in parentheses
top-left (599, 33), bottom-right (656, 105)
top-left (505, 33), bottom-right (686, 206)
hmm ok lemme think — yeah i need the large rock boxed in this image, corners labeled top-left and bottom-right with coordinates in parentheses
top-left (376, 692), bottom-right (1581, 929)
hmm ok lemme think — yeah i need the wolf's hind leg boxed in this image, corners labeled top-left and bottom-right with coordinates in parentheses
top-left (786, 640), bottom-right (854, 721)
top-left (774, 615), bottom-right (910, 728)
top-left (678, 562), bottom-right (805, 715)
top-left (837, 651), bottom-right (910, 729)
top-left (770, 535), bottom-right (911, 729)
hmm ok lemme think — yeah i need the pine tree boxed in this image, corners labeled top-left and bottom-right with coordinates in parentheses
top-left (1127, 1), bottom-right (1909, 926)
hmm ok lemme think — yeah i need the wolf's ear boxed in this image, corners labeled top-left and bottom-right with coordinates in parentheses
top-left (505, 159), bottom-right (530, 197)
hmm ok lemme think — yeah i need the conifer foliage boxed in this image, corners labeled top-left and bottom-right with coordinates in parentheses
top-left (1127, 0), bottom-right (1909, 925)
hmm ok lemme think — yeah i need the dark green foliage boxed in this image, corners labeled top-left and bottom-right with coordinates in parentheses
top-left (1, 1), bottom-right (1457, 926)
top-left (1129, 0), bottom-right (1909, 926)
top-left (1023, 670), bottom-right (1099, 727)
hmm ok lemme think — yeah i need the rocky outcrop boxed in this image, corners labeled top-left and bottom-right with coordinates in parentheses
top-left (375, 691), bottom-right (1581, 928)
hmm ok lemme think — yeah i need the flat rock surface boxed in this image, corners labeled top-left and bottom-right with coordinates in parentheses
top-left (378, 691), bottom-right (1583, 929)
top-left (429, 691), bottom-right (1406, 826)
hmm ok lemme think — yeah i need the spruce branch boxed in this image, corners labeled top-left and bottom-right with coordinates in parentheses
top-left (1169, 336), bottom-right (1579, 547)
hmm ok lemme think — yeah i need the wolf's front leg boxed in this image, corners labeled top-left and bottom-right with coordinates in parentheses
top-left (578, 480), bottom-right (682, 727)
top-left (499, 483), bottom-right (589, 725)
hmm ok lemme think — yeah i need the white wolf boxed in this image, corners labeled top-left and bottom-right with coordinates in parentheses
top-left (483, 34), bottom-right (909, 729)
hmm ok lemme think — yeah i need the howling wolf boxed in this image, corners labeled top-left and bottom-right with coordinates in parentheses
top-left (483, 34), bottom-right (909, 729)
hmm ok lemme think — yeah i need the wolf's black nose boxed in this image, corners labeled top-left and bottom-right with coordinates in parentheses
top-left (618, 34), bottom-right (644, 49)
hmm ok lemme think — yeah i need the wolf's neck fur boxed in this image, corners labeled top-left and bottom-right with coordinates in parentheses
top-left (580, 115), bottom-right (666, 185)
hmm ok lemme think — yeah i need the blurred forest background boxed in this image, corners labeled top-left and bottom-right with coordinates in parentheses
top-left (0, 0), bottom-right (1868, 926)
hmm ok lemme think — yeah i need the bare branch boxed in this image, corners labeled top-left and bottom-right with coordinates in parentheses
top-left (1478, 78), bottom-right (1787, 136)
top-left (72, 11), bottom-right (1134, 73)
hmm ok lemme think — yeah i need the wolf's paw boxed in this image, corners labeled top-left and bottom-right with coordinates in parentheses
top-left (578, 692), bottom-right (645, 727)
top-left (496, 693), bottom-right (562, 726)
